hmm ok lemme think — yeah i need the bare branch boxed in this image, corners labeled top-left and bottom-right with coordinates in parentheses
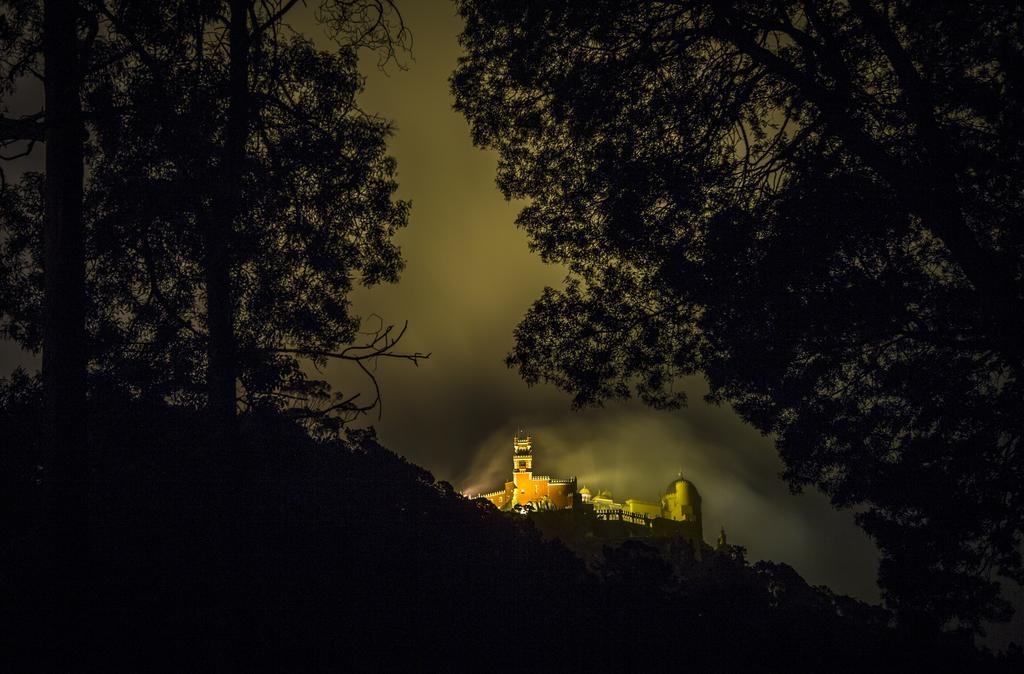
top-left (270, 321), bottom-right (430, 364)
top-left (251, 0), bottom-right (305, 41)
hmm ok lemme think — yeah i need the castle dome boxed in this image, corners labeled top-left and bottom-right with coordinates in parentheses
top-left (665, 475), bottom-right (700, 499)
top-left (578, 486), bottom-right (591, 496)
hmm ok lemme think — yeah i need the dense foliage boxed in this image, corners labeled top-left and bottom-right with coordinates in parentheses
top-left (0, 1), bottom-right (412, 429)
top-left (452, 0), bottom-right (1024, 632)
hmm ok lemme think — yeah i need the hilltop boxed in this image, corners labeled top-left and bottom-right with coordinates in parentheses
top-left (2, 381), bottom-right (1019, 671)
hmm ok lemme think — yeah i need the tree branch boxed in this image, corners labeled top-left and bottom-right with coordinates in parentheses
top-left (0, 112), bottom-right (45, 143)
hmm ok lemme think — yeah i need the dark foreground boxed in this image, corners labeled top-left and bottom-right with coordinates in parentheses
top-left (2, 383), bottom-right (1020, 672)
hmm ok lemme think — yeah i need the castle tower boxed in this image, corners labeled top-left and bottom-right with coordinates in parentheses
top-left (511, 433), bottom-right (533, 504)
top-left (513, 433), bottom-right (533, 474)
top-left (661, 473), bottom-right (703, 542)
top-left (476, 432), bottom-right (576, 511)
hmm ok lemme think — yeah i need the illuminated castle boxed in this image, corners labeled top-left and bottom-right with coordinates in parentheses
top-left (476, 434), bottom-right (578, 511)
top-left (578, 475), bottom-right (704, 542)
top-left (475, 434), bottom-right (703, 545)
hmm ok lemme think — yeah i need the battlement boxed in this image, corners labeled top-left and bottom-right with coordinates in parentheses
top-left (513, 434), bottom-right (533, 454)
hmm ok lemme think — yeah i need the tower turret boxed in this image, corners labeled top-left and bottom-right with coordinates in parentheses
top-left (661, 472), bottom-right (703, 541)
top-left (513, 433), bottom-right (533, 474)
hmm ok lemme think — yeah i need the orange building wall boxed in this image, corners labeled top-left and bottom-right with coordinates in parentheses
top-left (548, 483), bottom-right (573, 509)
top-left (480, 473), bottom-right (577, 510)
top-left (480, 476), bottom-right (573, 508)
top-left (514, 473), bottom-right (552, 500)
top-left (482, 490), bottom-right (509, 508)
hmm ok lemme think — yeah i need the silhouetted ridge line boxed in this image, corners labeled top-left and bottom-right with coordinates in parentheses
top-left (1, 382), bottom-right (1017, 671)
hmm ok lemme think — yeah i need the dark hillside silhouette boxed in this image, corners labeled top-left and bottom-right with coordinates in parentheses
top-left (2, 377), bottom-right (1019, 671)
top-left (453, 0), bottom-right (1024, 633)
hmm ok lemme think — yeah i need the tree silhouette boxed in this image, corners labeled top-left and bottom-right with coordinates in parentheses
top-left (205, 0), bottom-right (248, 437)
top-left (1, 1), bottom-right (421, 434)
top-left (2, 2), bottom-right (417, 660)
top-left (452, 0), bottom-right (1024, 632)
top-left (0, 0), bottom-right (130, 662)
top-left (39, 0), bottom-right (86, 496)
top-left (40, 0), bottom-right (88, 661)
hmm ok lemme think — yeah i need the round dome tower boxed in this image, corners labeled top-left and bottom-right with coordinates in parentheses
top-left (664, 475), bottom-right (701, 506)
top-left (661, 473), bottom-right (702, 533)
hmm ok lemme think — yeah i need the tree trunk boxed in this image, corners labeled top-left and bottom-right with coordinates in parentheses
top-left (205, 0), bottom-right (248, 436)
top-left (200, 7), bottom-right (254, 663)
top-left (42, 0), bottom-right (88, 663)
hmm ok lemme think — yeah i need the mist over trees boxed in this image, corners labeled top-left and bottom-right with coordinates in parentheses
top-left (452, 0), bottom-right (1024, 633)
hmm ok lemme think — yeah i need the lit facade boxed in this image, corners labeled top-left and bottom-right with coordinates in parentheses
top-left (476, 435), bottom-right (577, 511)
top-left (474, 434), bottom-right (704, 546)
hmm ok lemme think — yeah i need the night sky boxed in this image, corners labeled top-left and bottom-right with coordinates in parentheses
top-left (343, 0), bottom-right (883, 604)
top-left (0, 0), bottom-right (885, 604)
